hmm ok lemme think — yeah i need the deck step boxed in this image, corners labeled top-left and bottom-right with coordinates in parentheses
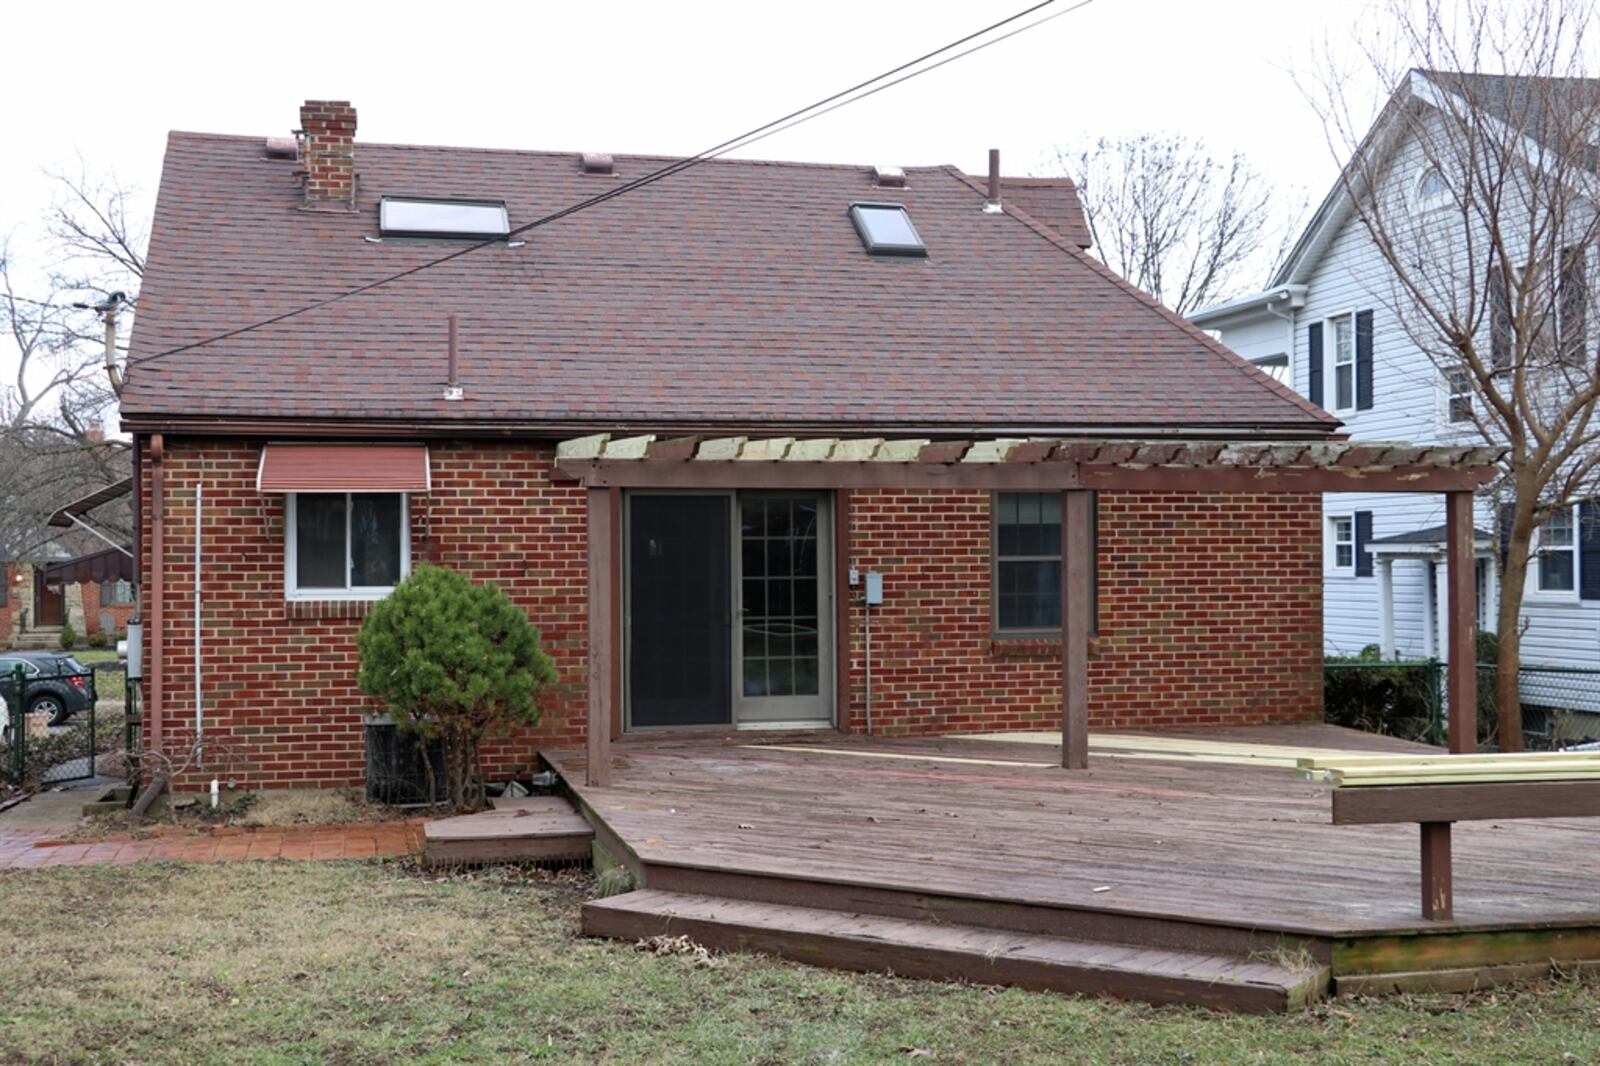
top-left (583, 889), bottom-right (1328, 1013)
top-left (423, 796), bottom-right (594, 866)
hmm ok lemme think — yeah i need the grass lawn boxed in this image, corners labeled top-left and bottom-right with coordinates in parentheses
top-left (0, 862), bottom-right (1596, 1064)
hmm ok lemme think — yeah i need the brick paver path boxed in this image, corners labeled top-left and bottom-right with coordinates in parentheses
top-left (0, 821), bottom-right (426, 870)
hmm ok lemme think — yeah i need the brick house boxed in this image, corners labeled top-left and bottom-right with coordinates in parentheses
top-left (121, 100), bottom-right (1353, 790)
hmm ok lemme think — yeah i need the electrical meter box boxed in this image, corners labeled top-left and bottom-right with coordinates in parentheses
top-left (864, 572), bottom-right (884, 606)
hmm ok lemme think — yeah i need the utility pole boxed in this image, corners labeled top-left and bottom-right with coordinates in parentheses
top-left (74, 291), bottom-right (127, 396)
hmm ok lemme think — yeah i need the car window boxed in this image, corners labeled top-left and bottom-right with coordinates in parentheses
top-left (61, 657), bottom-right (87, 674)
top-left (0, 658), bottom-right (38, 677)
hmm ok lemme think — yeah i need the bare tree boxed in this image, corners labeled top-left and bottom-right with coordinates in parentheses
top-left (1310, 0), bottom-right (1600, 750)
top-left (1050, 134), bottom-right (1299, 315)
top-left (0, 167), bottom-right (143, 561)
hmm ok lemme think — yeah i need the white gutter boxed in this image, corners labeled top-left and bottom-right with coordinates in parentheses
top-left (1187, 284), bottom-right (1307, 328)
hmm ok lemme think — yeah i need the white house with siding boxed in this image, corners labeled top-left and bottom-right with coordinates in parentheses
top-left (1192, 70), bottom-right (1600, 683)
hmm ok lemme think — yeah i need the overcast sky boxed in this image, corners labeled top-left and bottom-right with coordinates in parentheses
top-left (3, 0), bottom-right (1389, 399)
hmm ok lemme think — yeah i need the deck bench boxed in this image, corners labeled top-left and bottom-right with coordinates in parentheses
top-left (1301, 756), bottom-right (1600, 921)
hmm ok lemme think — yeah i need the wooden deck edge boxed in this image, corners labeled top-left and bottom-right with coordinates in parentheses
top-left (422, 834), bottom-right (594, 868)
top-left (639, 861), bottom-right (1333, 965)
top-left (541, 751), bottom-right (645, 883)
top-left (582, 895), bottom-right (1324, 1014)
top-left (1333, 926), bottom-right (1600, 976)
top-left (1335, 958), bottom-right (1600, 997)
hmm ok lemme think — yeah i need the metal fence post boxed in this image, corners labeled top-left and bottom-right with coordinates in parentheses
top-left (12, 663), bottom-right (25, 783)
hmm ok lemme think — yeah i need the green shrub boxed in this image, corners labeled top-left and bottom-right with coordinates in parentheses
top-left (357, 565), bottom-right (557, 811)
top-left (86, 631), bottom-right (109, 649)
top-left (1324, 645), bottom-right (1442, 743)
top-left (58, 623), bottom-right (78, 650)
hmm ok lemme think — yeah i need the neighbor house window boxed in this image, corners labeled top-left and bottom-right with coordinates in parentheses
top-left (1444, 366), bottom-right (1473, 424)
top-left (286, 493), bottom-right (409, 599)
top-left (113, 580), bottom-right (133, 604)
top-left (1536, 506), bottom-right (1577, 594)
top-left (1329, 515), bottom-right (1355, 573)
top-left (993, 493), bottom-right (1062, 633)
top-left (1415, 166), bottom-right (1450, 212)
top-left (1328, 313), bottom-right (1356, 413)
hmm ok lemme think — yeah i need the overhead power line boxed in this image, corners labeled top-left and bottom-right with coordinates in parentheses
top-left (128, 0), bottom-right (1093, 370)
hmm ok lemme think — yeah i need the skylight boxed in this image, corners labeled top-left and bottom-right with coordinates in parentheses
top-left (849, 203), bottom-right (927, 258)
top-left (379, 197), bottom-right (510, 239)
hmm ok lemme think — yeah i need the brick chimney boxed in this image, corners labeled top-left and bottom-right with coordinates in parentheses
top-left (298, 100), bottom-right (358, 209)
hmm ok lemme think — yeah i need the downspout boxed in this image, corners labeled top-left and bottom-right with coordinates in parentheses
top-left (148, 434), bottom-right (165, 755)
top-left (193, 480), bottom-right (203, 764)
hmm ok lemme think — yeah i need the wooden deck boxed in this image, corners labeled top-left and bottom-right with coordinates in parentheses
top-left (546, 725), bottom-right (1600, 1009)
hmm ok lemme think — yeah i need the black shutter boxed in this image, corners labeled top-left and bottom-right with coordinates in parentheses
top-left (1560, 246), bottom-right (1588, 367)
top-left (100, 581), bottom-right (112, 607)
top-left (0, 566), bottom-right (7, 608)
top-left (1355, 310), bottom-right (1374, 410)
top-left (1307, 322), bottom-right (1324, 407)
top-left (1489, 263), bottom-right (1512, 368)
top-left (1355, 511), bottom-right (1374, 577)
top-left (1580, 499), bottom-right (1600, 601)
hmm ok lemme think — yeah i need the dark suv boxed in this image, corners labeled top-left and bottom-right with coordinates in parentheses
top-left (0, 653), bottom-right (95, 737)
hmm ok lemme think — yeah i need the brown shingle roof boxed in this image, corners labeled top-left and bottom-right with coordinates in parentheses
top-left (121, 132), bottom-right (1338, 437)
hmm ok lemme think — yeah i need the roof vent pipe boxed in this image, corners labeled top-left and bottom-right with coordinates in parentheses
top-left (444, 314), bottom-right (464, 401)
top-left (984, 148), bottom-right (1003, 214)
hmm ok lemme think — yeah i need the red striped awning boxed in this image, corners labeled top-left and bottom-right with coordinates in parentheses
top-left (256, 443), bottom-right (431, 493)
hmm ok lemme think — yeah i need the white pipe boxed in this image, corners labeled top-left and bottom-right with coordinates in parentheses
top-left (864, 596), bottom-right (872, 736)
top-left (194, 482), bottom-right (203, 761)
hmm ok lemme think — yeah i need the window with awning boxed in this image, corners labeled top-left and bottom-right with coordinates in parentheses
top-left (258, 444), bottom-right (427, 599)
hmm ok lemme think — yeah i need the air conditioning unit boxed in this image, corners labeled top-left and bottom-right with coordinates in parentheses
top-left (363, 717), bottom-right (447, 806)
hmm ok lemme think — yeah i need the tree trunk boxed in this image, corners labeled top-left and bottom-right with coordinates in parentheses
top-left (1496, 517), bottom-right (1533, 753)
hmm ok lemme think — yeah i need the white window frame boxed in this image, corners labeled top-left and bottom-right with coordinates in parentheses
top-left (1324, 311), bottom-right (1357, 415)
top-left (285, 492), bottom-right (411, 601)
top-left (1326, 513), bottom-right (1356, 576)
top-left (1441, 365), bottom-right (1473, 425)
top-left (1533, 504), bottom-right (1579, 599)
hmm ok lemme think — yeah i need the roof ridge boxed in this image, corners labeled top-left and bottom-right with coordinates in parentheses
top-left (944, 166), bottom-right (1339, 430)
top-left (164, 129), bottom-right (958, 174)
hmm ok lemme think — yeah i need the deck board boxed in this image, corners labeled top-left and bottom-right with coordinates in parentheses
top-left (548, 725), bottom-right (1600, 938)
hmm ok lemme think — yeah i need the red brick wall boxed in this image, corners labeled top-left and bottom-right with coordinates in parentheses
top-left (842, 490), bottom-right (1323, 735)
top-left (140, 439), bottom-right (587, 789)
top-left (140, 440), bottom-right (1322, 789)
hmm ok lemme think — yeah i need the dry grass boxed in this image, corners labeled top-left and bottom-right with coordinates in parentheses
top-left (0, 861), bottom-right (1598, 1064)
top-left (234, 786), bottom-right (400, 827)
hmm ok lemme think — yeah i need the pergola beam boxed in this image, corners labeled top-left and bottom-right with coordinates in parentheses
top-left (1445, 491), bottom-right (1478, 755)
top-left (1061, 491), bottom-right (1092, 770)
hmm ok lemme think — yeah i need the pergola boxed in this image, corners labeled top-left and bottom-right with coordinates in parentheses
top-left (554, 435), bottom-right (1506, 788)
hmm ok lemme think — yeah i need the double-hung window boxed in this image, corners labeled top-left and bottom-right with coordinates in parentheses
top-left (993, 493), bottom-right (1063, 634)
top-left (287, 493), bottom-right (409, 599)
top-left (1536, 506), bottom-right (1577, 594)
top-left (1443, 366), bottom-right (1473, 424)
top-left (1328, 313), bottom-right (1356, 413)
top-left (1328, 515), bottom-right (1355, 573)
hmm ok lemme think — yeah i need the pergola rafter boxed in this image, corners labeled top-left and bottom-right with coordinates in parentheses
top-left (555, 435), bottom-right (1507, 788)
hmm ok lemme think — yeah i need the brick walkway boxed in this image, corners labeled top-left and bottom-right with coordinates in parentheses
top-left (0, 821), bottom-right (426, 870)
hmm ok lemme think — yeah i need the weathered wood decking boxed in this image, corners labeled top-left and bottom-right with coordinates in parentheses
top-left (547, 725), bottom-right (1600, 1009)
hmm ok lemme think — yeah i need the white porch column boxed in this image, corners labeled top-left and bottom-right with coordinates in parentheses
top-left (1378, 557), bottom-right (1396, 659)
top-left (1433, 559), bottom-right (1451, 663)
top-left (1484, 556), bottom-right (1499, 635)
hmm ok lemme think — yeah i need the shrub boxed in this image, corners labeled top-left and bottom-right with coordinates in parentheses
top-left (86, 631), bottom-right (109, 649)
top-left (1324, 645), bottom-right (1442, 743)
top-left (357, 565), bottom-right (557, 811)
top-left (58, 623), bottom-right (78, 650)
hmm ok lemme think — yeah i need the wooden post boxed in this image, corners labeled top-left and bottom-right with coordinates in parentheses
top-left (1445, 491), bottom-right (1477, 754)
top-left (586, 486), bottom-right (618, 787)
top-left (834, 490), bottom-right (852, 734)
top-left (1420, 821), bottom-right (1454, 920)
top-left (1061, 490), bottom-right (1092, 770)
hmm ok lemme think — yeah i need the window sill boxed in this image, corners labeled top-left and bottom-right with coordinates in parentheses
top-left (989, 636), bottom-right (1104, 660)
top-left (283, 599), bottom-right (385, 622)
